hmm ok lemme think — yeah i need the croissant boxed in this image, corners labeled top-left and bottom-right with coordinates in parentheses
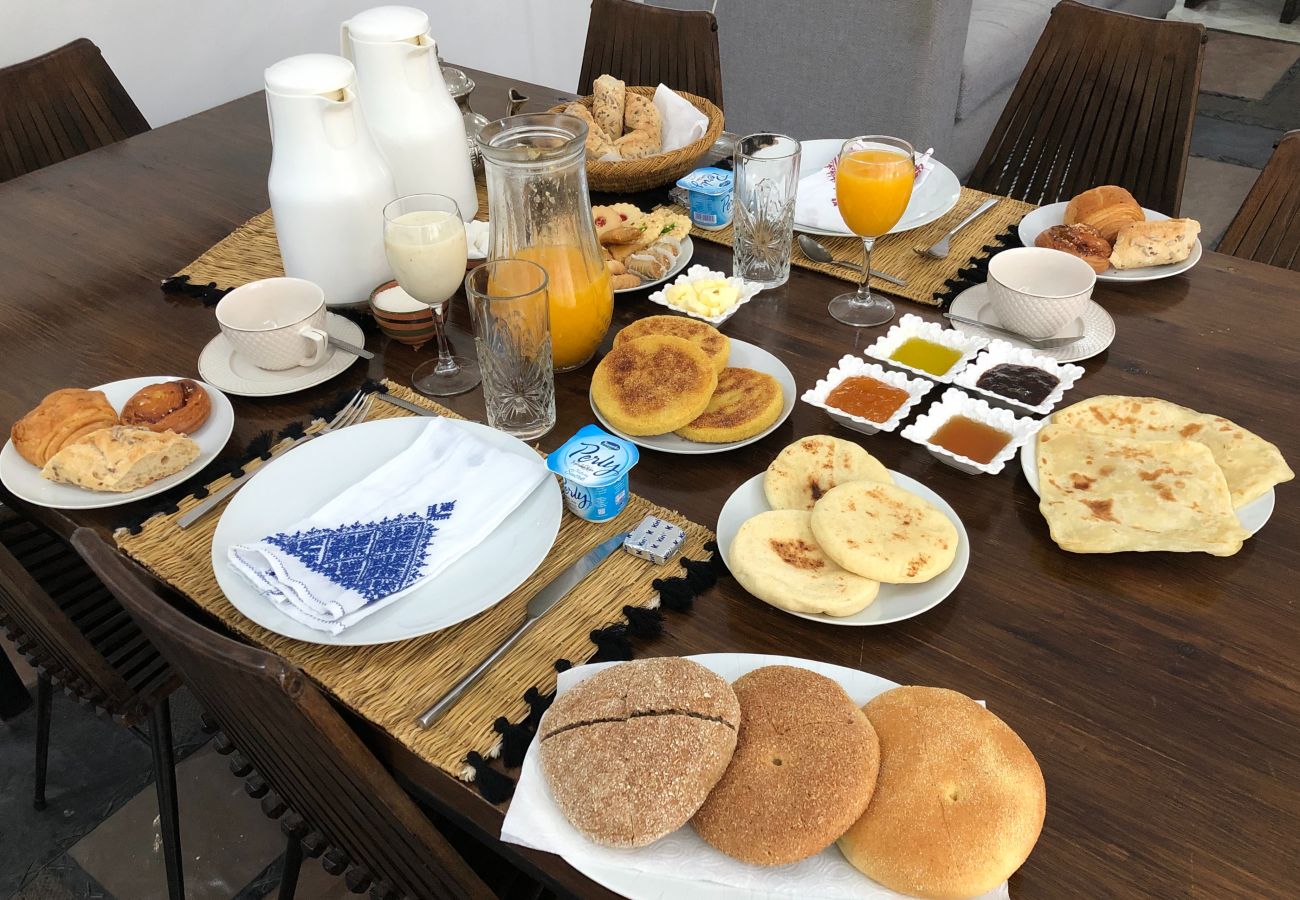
top-left (1064, 185), bottom-right (1144, 243)
top-left (120, 379), bottom-right (211, 434)
top-left (10, 388), bottom-right (120, 467)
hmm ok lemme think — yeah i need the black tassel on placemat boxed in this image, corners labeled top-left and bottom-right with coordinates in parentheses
top-left (622, 604), bottom-right (663, 639)
top-left (160, 274), bottom-right (230, 306)
top-left (932, 225), bottom-right (1023, 308)
top-left (493, 716), bottom-right (535, 769)
top-left (463, 751), bottom-right (514, 803)
top-left (589, 623), bottom-right (634, 662)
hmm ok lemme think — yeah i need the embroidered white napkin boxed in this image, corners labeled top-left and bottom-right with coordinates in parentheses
top-left (794, 149), bottom-right (935, 233)
top-left (228, 418), bottom-right (548, 635)
top-left (501, 655), bottom-right (1009, 900)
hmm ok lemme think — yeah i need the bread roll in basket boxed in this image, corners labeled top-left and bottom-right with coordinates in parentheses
top-left (548, 87), bottom-right (724, 193)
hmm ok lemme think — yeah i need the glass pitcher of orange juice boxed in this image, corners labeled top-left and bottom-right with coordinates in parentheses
top-left (477, 113), bottom-right (613, 372)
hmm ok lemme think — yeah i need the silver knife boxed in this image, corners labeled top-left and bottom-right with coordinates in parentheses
top-left (328, 335), bottom-right (374, 359)
top-left (375, 392), bottom-right (439, 417)
top-left (416, 530), bottom-right (629, 729)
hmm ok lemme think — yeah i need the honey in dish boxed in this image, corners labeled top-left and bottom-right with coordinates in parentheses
top-left (889, 337), bottom-right (963, 377)
top-left (929, 414), bottom-right (1011, 464)
top-left (824, 376), bottom-right (909, 422)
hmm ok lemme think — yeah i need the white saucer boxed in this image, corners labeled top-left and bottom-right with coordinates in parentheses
top-left (948, 283), bottom-right (1115, 363)
top-left (198, 313), bottom-right (365, 397)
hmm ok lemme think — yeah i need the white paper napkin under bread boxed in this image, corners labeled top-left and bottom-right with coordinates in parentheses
top-left (501, 654), bottom-right (1009, 900)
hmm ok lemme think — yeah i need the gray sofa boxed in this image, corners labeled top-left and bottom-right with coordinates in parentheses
top-left (654, 0), bottom-right (1175, 178)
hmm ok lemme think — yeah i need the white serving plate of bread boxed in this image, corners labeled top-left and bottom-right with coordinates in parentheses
top-left (1019, 201), bottom-right (1202, 282)
top-left (1, 376), bottom-right (234, 510)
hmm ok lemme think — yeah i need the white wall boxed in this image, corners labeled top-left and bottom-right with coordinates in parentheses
top-left (0, 0), bottom-right (591, 128)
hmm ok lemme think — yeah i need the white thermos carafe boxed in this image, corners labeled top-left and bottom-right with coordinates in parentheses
top-left (264, 54), bottom-right (397, 306)
top-left (341, 5), bottom-right (478, 220)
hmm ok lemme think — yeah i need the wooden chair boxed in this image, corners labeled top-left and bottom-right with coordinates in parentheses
top-left (0, 509), bottom-right (183, 899)
top-left (72, 528), bottom-right (517, 900)
top-left (1218, 131), bottom-right (1300, 271)
top-left (0, 38), bottom-right (150, 183)
top-left (969, 0), bottom-right (1206, 215)
top-left (578, 0), bottom-right (724, 109)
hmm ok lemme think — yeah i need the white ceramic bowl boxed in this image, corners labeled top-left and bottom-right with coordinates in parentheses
top-left (862, 313), bottom-right (988, 383)
top-left (900, 387), bottom-right (1043, 475)
top-left (952, 339), bottom-right (1086, 416)
top-left (987, 247), bottom-right (1096, 339)
top-left (801, 356), bottom-right (935, 435)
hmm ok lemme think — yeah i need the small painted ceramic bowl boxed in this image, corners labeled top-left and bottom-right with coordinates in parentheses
top-left (369, 281), bottom-right (436, 349)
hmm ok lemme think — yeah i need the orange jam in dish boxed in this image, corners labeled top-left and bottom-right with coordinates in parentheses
top-left (824, 376), bottom-right (910, 422)
top-left (888, 337), bottom-right (964, 376)
top-left (929, 415), bottom-right (1011, 464)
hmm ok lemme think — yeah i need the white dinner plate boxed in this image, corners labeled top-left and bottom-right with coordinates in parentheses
top-left (613, 237), bottom-right (695, 294)
top-left (1019, 434), bottom-right (1275, 535)
top-left (211, 417), bottom-right (562, 646)
top-left (948, 282), bottom-right (1116, 364)
top-left (715, 472), bottom-right (970, 626)
top-left (0, 376), bottom-right (234, 510)
top-left (589, 339), bottom-right (796, 455)
top-left (1017, 202), bottom-right (1202, 282)
top-left (503, 653), bottom-right (1009, 900)
top-left (794, 138), bottom-right (963, 237)
top-left (198, 313), bottom-right (365, 397)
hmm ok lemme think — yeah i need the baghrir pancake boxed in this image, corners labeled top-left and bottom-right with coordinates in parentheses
top-left (591, 335), bottom-right (718, 435)
top-left (763, 435), bottom-right (892, 511)
top-left (674, 367), bottom-right (784, 443)
top-left (613, 314), bottom-right (730, 374)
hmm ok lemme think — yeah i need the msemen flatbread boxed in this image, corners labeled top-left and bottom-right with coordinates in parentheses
top-left (591, 335), bottom-right (718, 435)
top-left (1052, 396), bottom-right (1292, 508)
top-left (1036, 423), bottom-right (1249, 556)
top-left (674, 367), bottom-right (783, 443)
top-left (729, 510), bottom-right (880, 616)
top-left (764, 435), bottom-right (891, 511)
top-left (810, 481), bottom-right (958, 584)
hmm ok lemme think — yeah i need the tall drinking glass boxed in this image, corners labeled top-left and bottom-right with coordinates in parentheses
top-left (829, 136), bottom-right (915, 327)
top-left (732, 133), bottom-right (801, 288)
top-left (465, 260), bottom-right (556, 439)
top-left (383, 193), bottom-right (481, 396)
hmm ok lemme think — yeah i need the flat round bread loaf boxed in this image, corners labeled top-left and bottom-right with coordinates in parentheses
top-left (839, 687), bottom-right (1045, 899)
top-left (539, 657), bottom-right (740, 848)
top-left (763, 435), bottom-right (891, 511)
top-left (729, 510), bottom-right (879, 616)
top-left (592, 335), bottom-right (718, 435)
top-left (810, 481), bottom-right (958, 584)
top-left (675, 368), bottom-right (783, 443)
top-left (692, 666), bottom-right (879, 866)
top-left (614, 315), bottom-right (730, 374)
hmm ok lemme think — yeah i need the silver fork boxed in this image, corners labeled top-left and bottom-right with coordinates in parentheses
top-left (915, 198), bottom-right (1000, 259)
top-left (177, 390), bottom-right (375, 529)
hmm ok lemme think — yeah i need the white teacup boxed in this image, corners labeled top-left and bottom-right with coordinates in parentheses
top-left (987, 248), bottom-right (1095, 339)
top-left (216, 278), bottom-right (329, 371)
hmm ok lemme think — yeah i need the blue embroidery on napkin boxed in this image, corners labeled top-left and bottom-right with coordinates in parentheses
top-left (264, 502), bottom-right (457, 603)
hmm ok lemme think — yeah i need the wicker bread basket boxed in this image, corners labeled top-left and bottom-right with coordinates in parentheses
top-left (548, 86), bottom-right (725, 193)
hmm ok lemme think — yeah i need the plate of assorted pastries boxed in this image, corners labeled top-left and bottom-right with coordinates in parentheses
top-left (1018, 184), bottom-right (1201, 282)
top-left (593, 203), bottom-right (694, 292)
top-left (716, 435), bottom-right (970, 625)
top-left (589, 315), bottom-right (795, 454)
top-left (1, 376), bottom-right (233, 509)
top-left (510, 654), bottom-right (1043, 900)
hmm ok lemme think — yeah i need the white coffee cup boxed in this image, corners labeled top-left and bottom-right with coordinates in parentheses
top-left (215, 278), bottom-right (329, 370)
top-left (987, 248), bottom-right (1095, 340)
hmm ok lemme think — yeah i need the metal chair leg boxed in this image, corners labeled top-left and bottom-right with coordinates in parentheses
top-left (148, 697), bottom-right (185, 900)
top-left (33, 670), bottom-right (51, 810)
top-left (279, 834), bottom-right (303, 900)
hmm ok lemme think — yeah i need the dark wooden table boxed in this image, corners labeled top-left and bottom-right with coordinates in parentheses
top-left (2, 68), bottom-right (1298, 899)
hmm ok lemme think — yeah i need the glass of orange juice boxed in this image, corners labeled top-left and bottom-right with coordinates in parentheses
top-left (829, 135), bottom-right (915, 327)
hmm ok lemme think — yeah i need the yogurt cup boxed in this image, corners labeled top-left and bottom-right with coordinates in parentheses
top-left (546, 424), bottom-right (640, 521)
top-left (676, 167), bottom-right (734, 231)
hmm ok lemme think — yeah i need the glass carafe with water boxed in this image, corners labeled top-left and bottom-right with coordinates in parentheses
top-left (477, 113), bottom-right (613, 372)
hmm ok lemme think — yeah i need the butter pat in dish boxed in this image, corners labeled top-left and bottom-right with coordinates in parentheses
top-left (545, 424), bottom-right (640, 521)
top-left (647, 264), bottom-right (763, 325)
top-left (622, 515), bottom-right (686, 565)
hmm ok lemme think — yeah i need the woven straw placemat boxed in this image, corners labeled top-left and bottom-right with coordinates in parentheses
top-left (114, 381), bottom-right (713, 782)
top-left (676, 187), bottom-right (1035, 306)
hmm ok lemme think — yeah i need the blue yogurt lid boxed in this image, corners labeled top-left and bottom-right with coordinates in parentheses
top-left (676, 166), bottom-right (733, 196)
top-left (546, 424), bottom-right (640, 487)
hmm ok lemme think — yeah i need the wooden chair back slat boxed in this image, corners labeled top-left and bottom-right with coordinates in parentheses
top-left (578, 0), bottom-right (724, 109)
top-left (1219, 131), bottom-right (1300, 271)
top-left (970, 0), bottom-right (1205, 214)
top-left (72, 529), bottom-right (495, 900)
top-left (0, 38), bottom-right (149, 183)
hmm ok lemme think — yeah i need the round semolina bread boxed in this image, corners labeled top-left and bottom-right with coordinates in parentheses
top-left (692, 665), bottom-right (880, 866)
top-left (838, 686), bottom-right (1046, 899)
top-left (538, 657), bottom-right (740, 848)
top-left (591, 335), bottom-right (718, 435)
top-left (613, 315), bottom-right (730, 374)
top-left (809, 480), bottom-right (958, 584)
top-left (675, 367), bottom-right (784, 443)
top-left (729, 510), bottom-right (879, 616)
top-left (763, 434), bottom-right (891, 511)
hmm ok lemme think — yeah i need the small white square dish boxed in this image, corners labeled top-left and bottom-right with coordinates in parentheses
top-left (901, 387), bottom-right (1043, 475)
top-left (952, 339), bottom-right (1086, 416)
top-left (863, 313), bottom-right (988, 383)
top-left (645, 264), bottom-right (763, 325)
top-left (801, 356), bottom-right (935, 435)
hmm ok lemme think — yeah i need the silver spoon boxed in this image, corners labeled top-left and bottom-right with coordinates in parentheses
top-left (797, 234), bottom-right (907, 287)
top-left (943, 311), bottom-right (1083, 349)
top-left (916, 198), bottom-right (1000, 260)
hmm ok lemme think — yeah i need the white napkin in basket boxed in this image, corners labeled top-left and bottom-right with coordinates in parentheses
top-left (795, 149), bottom-right (934, 232)
top-left (228, 418), bottom-right (548, 634)
top-left (654, 84), bottom-right (710, 153)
